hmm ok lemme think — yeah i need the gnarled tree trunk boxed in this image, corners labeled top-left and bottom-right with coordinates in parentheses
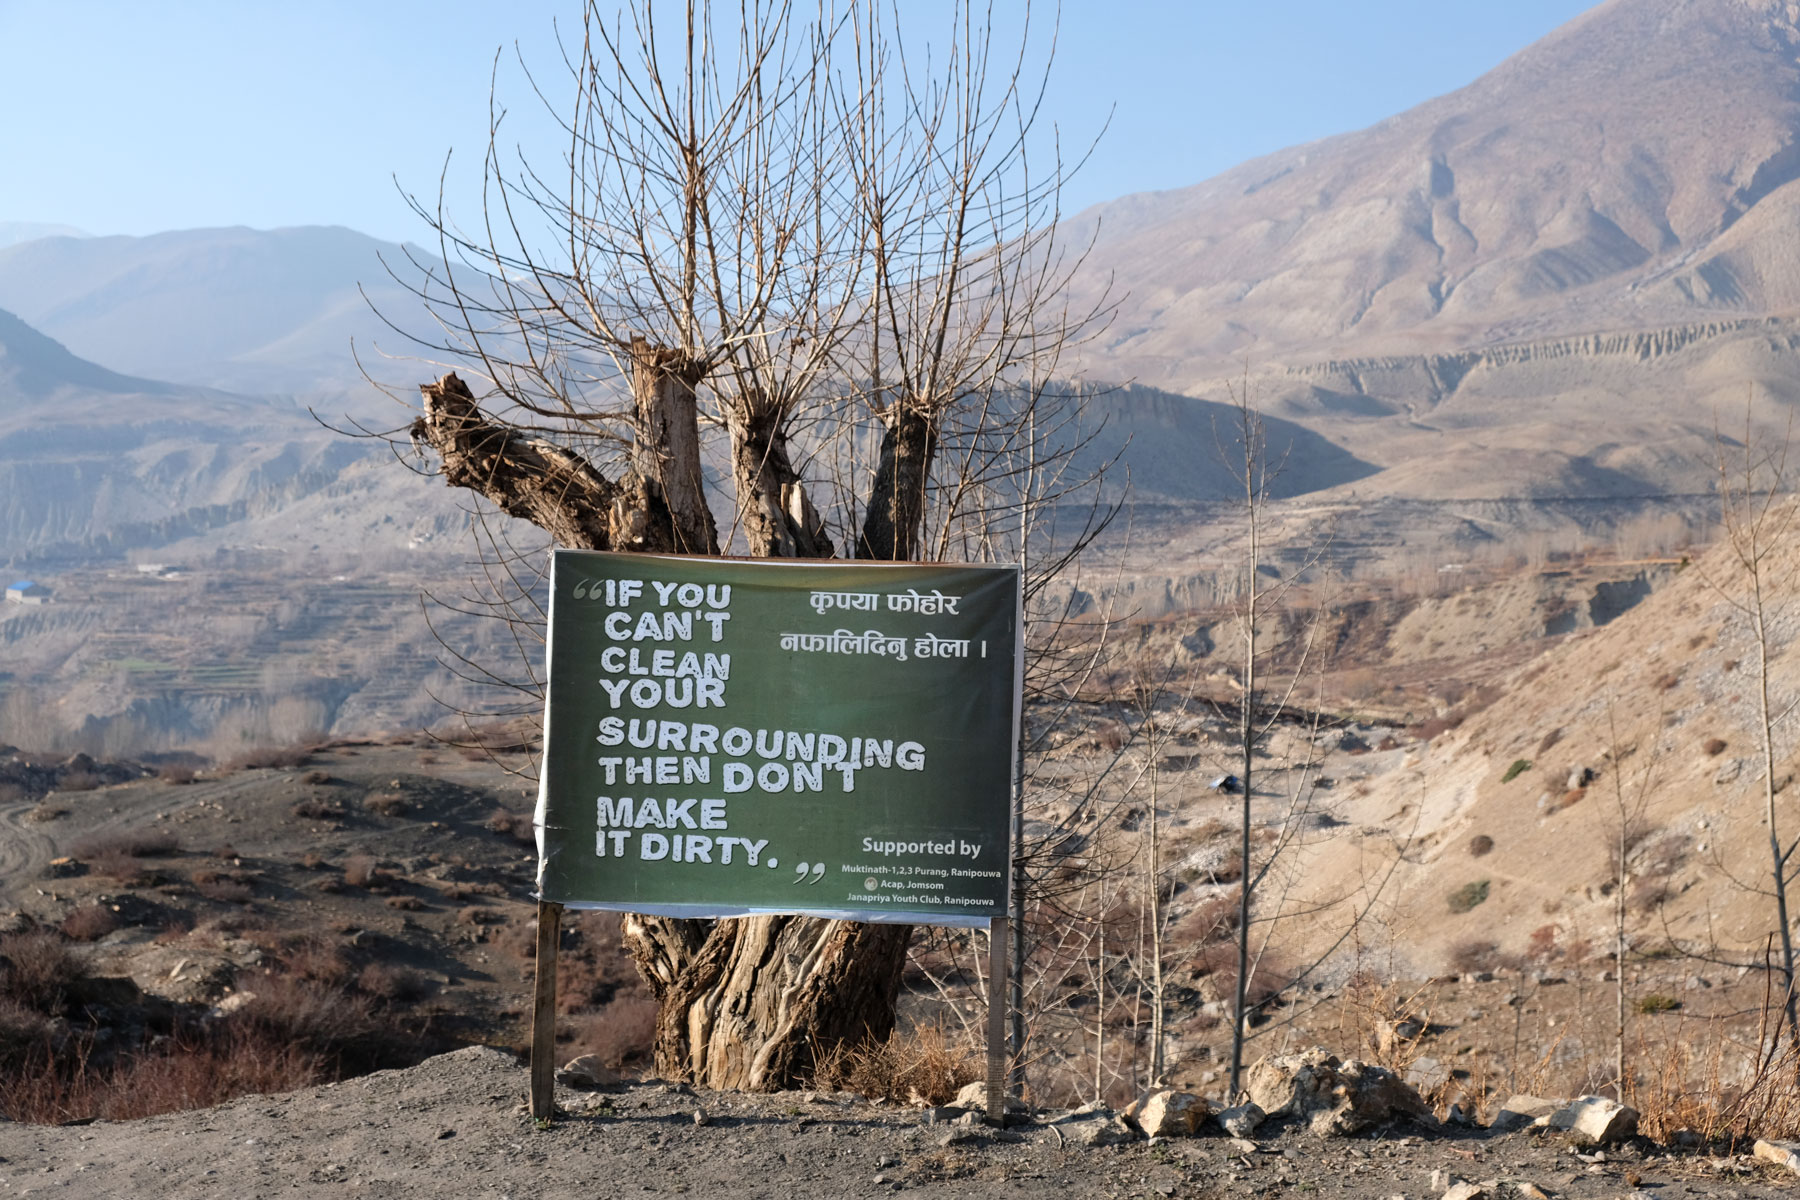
top-left (728, 390), bottom-right (834, 559)
top-left (417, 369), bottom-right (920, 1092)
top-left (626, 337), bottom-right (718, 556)
top-left (858, 401), bottom-right (938, 561)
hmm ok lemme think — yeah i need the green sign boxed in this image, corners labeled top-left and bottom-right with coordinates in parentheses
top-left (535, 550), bottom-right (1020, 927)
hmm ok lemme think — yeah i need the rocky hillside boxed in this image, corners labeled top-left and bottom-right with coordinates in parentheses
top-left (1066, 0), bottom-right (1800, 384)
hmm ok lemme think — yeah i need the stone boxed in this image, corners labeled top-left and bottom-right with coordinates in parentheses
top-left (554, 1055), bottom-right (623, 1091)
top-left (1548, 1095), bottom-right (1638, 1144)
top-left (1668, 1128), bottom-right (1705, 1149)
top-left (1216, 1102), bottom-right (1265, 1137)
top-left (938, 1128), bottom-right (982, 1147)
top-left (1489, 1094), bottom-right (1560, 1134)
top-left (1753, 1138), bottom-right (1800, 1174)
top-left (1124, 1089), bottom-right (1210, 1137)
top-left (1244, 1047), bottom-right (1433, 1137)
top-left (1049, 1108), bottom-right (1139, 1147)
top-left (1441, 1181), bottom-right (1488, 1200)
top-left (920, 1106), bottom-right (968, 1124)
top-left (1506, 1183), bottom-right (1551, 1199)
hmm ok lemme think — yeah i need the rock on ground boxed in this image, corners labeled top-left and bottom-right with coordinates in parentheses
top-left (1245, 1046), bottom-right (1433, 1136)
top-left (1548, 1096), bottom-right (1638, 1145)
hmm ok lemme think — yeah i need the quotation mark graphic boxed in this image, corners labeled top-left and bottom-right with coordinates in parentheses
top-left (791, 861), bottom-right (826, 885)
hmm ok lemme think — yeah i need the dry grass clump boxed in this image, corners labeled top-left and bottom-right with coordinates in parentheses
top-left (59, 904), bottom-right (121, 942)
top-left (227, 744), bottom-right (318, 771)
top-left (0, 931), bottom-right (82, 1011)
top-left (814, 1025), bottom-right (980, 1105)
top-left (55, 769), bottom-right (101, 793)
top-left (290, 798), bottom-right (346, 820)
top-left (1468, 834), bottom-right (1495, 857)
top-left (1447, 880), bottom-right (1491, 913)
top-left (355, 963), bottom-right (429, 1003)
top-left (72, 830), bottom-right (181, 859)
top-left (191, 869), bottom-right (256, 904)
top-left (1703, 736), bottom-right (1729, 756)
top-left (384, 895), bottom-right (426, 911)
top-left (26, 804), bottom-right (67, 823)
top-left (485, 808), bottom-right (536, 843)
top-left (341, 855), bottom-right (393, 890)
top-left (158, 764), bottom-right (197, 785)
top-left (365, 793), bottom-right (410, 818)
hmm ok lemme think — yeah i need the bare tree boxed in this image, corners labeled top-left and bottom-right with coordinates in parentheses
top-left (1690, 400), bottom-right (1800, 1051)
top-left (382, 0), bottom-right (1108, 1091)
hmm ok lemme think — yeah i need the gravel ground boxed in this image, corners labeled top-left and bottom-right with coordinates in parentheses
top-left (1, 1046), bottom-right (1796, 1199)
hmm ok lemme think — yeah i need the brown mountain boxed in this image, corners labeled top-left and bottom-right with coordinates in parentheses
top-left (1068, 0), bottom-right (1800, 397)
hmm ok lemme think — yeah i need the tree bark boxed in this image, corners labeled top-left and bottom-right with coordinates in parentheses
top-left (413, 373), bottom-right (619, 551)
top-left (728, 393), bottom-right (834, 559)
top-left (627, 337), bottom-right (718, 556)
top-left (416, 369), bottom-right (915, 1093)
top-left (858, 402), bottom-right (938, 561)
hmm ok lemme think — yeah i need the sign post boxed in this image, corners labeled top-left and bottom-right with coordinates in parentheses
top-left (529, 551), bottom-right (1022, 1119)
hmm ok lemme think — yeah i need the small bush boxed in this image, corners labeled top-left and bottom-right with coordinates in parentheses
top-left (485, 809), bottom-right (535, 843)
top-left (355, 964), bottom-right (429, 1003)
top-left (1653, 671), bottom-right (1681, 691)
top-left (1703, 737), bottom-right (1728, 757)
top-left (455, 906), bottom-right (503, 926)
top-left (159, 764), bottom-right (197, 786)
top-left (72, 831), bottom-right (180, 859)
top-left (1537, 728), bottom-right (1564, 754)
top-left (1500, 759), bottom-right (1532, 784)
top-left (59, 905), bottom-right (120, 942)
top-left (1448, 938), bottom-right (1504, 973)
top-left (0, 931), bottom-right (82, 1012)
top-left (55, 769), bottom-right (100, 793)
top-left (1636, 993), bottom-right (1681, 1014)
top-left (1448, 880), bottom-right (1491, 913)
top-left (365, 793), bottom-right (410, 818)
top-left (26, 804), bottom-right (67, 823)
top-left (301, 770), bottom-right (331, 786)
top-left (813, 1024), bottom-right (978, 1105)
top-left (191, 870), bottom-right (255, 904)
top-left (229, 745), bottom-right (315, 771)
top-left (342, 855), bottom-right (390, 890)
top-left (1468, 835), bottom-right (1495, 858)
top-left (384, 895), bottom-right (425, 912)
top-left (291, 798), bottom-right (346, 820)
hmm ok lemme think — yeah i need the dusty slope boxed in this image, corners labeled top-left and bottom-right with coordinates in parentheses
top-left (3, 1045), bottom-right (1794, 1199)
top-left (1288, 505), bottom-right (1800, 974)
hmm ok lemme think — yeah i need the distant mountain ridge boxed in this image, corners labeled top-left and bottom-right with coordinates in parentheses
top-left (1065, 0), bottom-right (1800, 390)
top-left (0, 226), bottom-right (437, 402)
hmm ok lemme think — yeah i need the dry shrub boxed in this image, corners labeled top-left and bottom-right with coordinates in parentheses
top-left (1409, 716), bottom-right (1460, 742)
top-left (356, 963), bottom-right (429, 1003)
top-left (559, 994), bottom-right (660, 1072)
top-left (1703, 737), bottom-right (1728, 756)
top-left (0, 1026), bottom-right (319, 1124)
top-left (1468, 834), bottom-right (1495, 858)
top-left (366, 793), bottom-right (410, 818)
top-left (301, 770), bottom-right (331, 785)
top-left (1653, 671), bottom-right (1682, 692)
top-left (231, 974), bottom-right (381, 1068)
top-left (280, 937), bottom-right (353, 987)
top-left (342, 855), bottom-right (388, 889)
top-left (60, 904), bottom-right (120, 942)
top-left (485, 808), bottom-right (535, 843)
top-left (299, 852), bottom-right (327, 870)
top-left (1537, 727), bottom-right (1564, 754)
top-left (159, 764), bottom-right (197, 786)
top-left (72, 831), bottom-right (181, 859)
top-left (1187, 940), bottom-right (1293, 1009)
top-left (814, 1025), bottom-right (979, 1104)
top-left (229, 745), bottom-right (316, 771)
top-left (291, 798), bottom-right (346, 820)
top-left (1630, 878), bottom-right (1672, 914)
top-left (1526, 923), bottom-right (1560, 963)
top-left (191, 870), bottom-right (255, 904)
top-left (384, 895), bottom-right (425, 911)
top-left (85, 851), bottom-right (151, 885)
top-left (26, 804), bottom-right (66, 823)
top-left (455, 906), bottom-right (503, 926)
top-left (1174, 891), bottom-right (1240, 944)
top-left (0, 931), bottom-right (82, 1012)
top-left (1447, 880), bottom-right (1490, 913)
top-left (1447, 938), bottom-right (1517, 974)
top-left (55, 769), bottom-right (100, 793)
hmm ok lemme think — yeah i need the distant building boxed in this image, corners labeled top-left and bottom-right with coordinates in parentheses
top-left (5, 581), bottom-right (51, 605)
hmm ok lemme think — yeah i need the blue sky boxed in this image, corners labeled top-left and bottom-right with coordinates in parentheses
top-left (0, 0), bottom-right (1599, 245)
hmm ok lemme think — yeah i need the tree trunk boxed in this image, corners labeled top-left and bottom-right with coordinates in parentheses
top-left (858, 402), bottom-right (938, 561)
top-left (416, 369), bottom-right (915, 1092)
top-left (728, 392), bottom-right (834, 559)
top-left (413, 373), bottom-right (619, 551)
top-left (625, 337), bottom-right (719, 556)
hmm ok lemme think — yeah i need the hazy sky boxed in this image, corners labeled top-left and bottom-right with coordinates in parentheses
top-left (1, 0), bottom-right (1599, 245)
